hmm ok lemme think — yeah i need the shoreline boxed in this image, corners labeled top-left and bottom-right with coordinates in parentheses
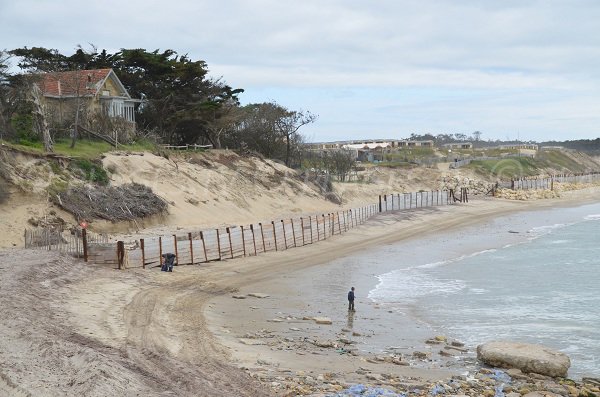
top-left (204, 189), bottom-right (600, 393)
top-left (1, 188), bottom-right (599, 396)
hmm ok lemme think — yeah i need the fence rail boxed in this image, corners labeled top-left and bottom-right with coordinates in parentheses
top-left (160, 144), bottom-right (213, 150)
top-left (24, 228), bottom-right (109, 260)
top-left (117, 189), bottom-right (457, 270)
top-left (499, 172), bottom-right (600, 190)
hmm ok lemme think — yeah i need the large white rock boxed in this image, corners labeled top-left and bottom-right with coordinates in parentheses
top-left (477, 341), bottom-right (570, 378)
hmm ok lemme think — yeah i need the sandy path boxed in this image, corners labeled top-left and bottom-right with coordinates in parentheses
top-left (1, 189), bottom-right (598, 396)
top-left (0, 250), bottom-right (271, 397)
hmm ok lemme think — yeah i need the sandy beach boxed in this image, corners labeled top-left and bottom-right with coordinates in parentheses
top-left (1, 188), bottom-right (599, 396)
top-left (202, 188), bottom-right (600, 394)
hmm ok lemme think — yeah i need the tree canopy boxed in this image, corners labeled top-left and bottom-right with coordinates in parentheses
top-left (0, 45), bottom-right (316, 163)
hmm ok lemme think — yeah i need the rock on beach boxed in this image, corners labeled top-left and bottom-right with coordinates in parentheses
top-left (477, 341), bottom-right (571, 378)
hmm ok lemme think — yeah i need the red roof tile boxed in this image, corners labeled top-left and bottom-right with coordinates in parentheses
top-left (38, 68), bottom-right (112, 97)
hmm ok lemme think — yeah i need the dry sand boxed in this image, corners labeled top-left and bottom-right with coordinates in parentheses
top-left (0, 150), bottom-right (459, 247)
top-left (1, 187), bottom-right (599, 396)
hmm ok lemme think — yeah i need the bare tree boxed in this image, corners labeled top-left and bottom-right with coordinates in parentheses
top-left (275, 109), bottom-right (317, 167)
top-left (31, 83), bottom-right (53, 152)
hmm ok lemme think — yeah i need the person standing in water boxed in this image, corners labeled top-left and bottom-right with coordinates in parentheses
top-left (347, 287), bottom-right (355, 311)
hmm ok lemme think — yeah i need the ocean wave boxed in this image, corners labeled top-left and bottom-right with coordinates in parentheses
top-left (584, 214), bottom-right (600, 221)
top-left (417, 249), bottom-right (498, 270)
top-left (368, 270), bottom-right (466, 303)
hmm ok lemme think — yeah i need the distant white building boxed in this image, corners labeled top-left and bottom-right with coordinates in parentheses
top-left (498, 144), bottom-right (539, 151)
top-left (304, 139), bottom-right (434, 161)
top-left (442, 142), bottom-right (473, 150)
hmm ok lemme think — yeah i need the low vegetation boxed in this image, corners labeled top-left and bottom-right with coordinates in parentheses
top-left (70, 159), bottom-right (109, 185)
top-left (465, 149), bottom-right (598, 179)
top-left (1, 138), bottom-right (156, 159)
top-left (467, 157), bottom-right (541, 179)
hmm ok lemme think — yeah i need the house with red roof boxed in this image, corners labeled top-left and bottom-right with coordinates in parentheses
top-left (36, 68), bottom-right (136, 129)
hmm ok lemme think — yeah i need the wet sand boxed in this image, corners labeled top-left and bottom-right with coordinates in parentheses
top-left (206, 189), bottom-right (600, 392)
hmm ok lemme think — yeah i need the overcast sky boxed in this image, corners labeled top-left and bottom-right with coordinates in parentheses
top-left (2, 0), bottom-right (599, 142)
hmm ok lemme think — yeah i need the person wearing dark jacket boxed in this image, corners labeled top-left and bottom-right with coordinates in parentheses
top-left (347, 287), bottom-right (355, 311)
top-left (161, 253), bottom-right (176, 272)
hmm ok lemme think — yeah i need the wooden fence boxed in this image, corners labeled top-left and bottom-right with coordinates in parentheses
top-left (116, 189), bottom-right (456, 270)
top-left (160, 144), bottom-right (213, 150)
top-left (501, 172), bottom-right (600, 190)
top-left (24, 228), bottom-right (109, 261)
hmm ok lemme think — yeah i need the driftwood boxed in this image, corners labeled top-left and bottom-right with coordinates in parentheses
top-left (53, 183), bottom-right (168, 222)
top-left (78, 125), bottom-right (117, 146)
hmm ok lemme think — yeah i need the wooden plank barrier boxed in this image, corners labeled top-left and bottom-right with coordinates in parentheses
top-left (88, 188), bottom-right (487, 270)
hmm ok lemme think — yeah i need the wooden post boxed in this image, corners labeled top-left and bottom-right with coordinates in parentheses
top-left (281, 220), bottom-right (288, 249)
top-left (309, 216), bottom-right (313, 243)
top-left (226, 227), bottom-right (234, 259)
top-left (345, 210), bottom-right (349, 229)
top-left (241, 226), bottom-right (246, 256)
top-left (323, 214), bottom-right (327, 239)
top-left (250, 225), bottom-right (257, 255)
top-left (117, 241), bottom-right (124, 270)
top-left (300, 217), bottom-right (306, 246)
top-left (272, 221), bottom-right (278, 251)
top-left (173, 234), bottom-right (179, 266)
top-left (385, 194), bottom-right (388, 211)
top-left (337, 212), bottom-right (342, 234)
top-left (379, 195), bottom-right (382, 212)
top-left (316, 215), bottom-right (320, 241)
top-left (216, 229), bottom-right (222, 260)
top-left (291, 219), bottom-right (297, 247)
top-left (200, 231), bottom-right (208, 262)
top-left (158, 236), bottom-right (163, 266)
top-left (259, 223), bottom-right (266, 252)
top-left (140, 238), bottom-right (146, 268)
top-left (82, 228), bottom-right (88, 263)
top-left (188, 233), bottom-right (194, 265)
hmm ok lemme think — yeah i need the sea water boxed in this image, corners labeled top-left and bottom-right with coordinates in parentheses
top-left (368, 202), bottom-right (600, 378)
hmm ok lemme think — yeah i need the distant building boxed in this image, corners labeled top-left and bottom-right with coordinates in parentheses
top-left (442, 142), bottom-right (473, 150)
top-left (498, 144), bottom-right (538, 151)
top-left (35, 68), bottom-right (137, 128)
top-left (304, 139), bottom-right (434, 161)
top-left (540, 146), bottom-right (565, 151)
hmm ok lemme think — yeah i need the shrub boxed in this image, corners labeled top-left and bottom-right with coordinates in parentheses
top-left (71, 159), bottom-right (109, 185)
top-left (10, 113), bottom-right (37, 143)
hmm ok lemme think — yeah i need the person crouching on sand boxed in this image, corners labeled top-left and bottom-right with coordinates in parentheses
top-left (348, 287), bottom-right (355, 311)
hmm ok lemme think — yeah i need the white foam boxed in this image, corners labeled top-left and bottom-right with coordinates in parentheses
top-left (369, 270), bottom-right (466, 303)
top-left (528, 223), bottom-right (569, 235)
top-left (417, 249), bottom-right (498, 270)
top-left (584, 214), bottom-right (600, 221)
top-left (469, 288), bottom-right (487, 294)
